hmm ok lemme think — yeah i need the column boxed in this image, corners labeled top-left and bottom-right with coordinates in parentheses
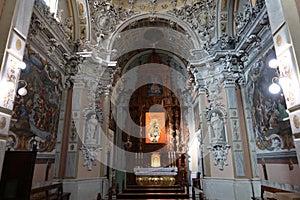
top-left (0, 0), bottom-right (35, 176)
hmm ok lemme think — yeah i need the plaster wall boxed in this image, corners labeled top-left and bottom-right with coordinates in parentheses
top-left (203, 178), bottom-right (261, 200)
top-left (258, 163), bottom-right (300, 186)
top-left (32, 163), bottom-right (54, 183)
top-left (63, 178), bottom-right (109, 200)
top-left (210, 149), bottom-right (234, 178)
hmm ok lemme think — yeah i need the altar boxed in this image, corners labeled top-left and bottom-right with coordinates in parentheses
top-left (133, 167), bottom-right (178, 186)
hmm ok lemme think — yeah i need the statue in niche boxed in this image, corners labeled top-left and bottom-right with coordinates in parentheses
top-left (210, 112), bottom-right (224, 142)
top-left (86, 113), bottom-right (98, 143)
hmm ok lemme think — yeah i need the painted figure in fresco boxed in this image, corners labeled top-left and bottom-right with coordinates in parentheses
top-left (211, 112), bottom-right (223, 140)
top-left (86, 114), bottom-right (98, 141)
top-left (148, 118), bottom-right (161, 143)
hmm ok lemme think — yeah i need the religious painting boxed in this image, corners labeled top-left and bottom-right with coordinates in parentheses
top-left (10, 46), bottom-right (63, 152)
top-left (250, 51), bottom-right (294, 157)
top-left (76, 0), bottom-right (89, 40)
top-left (0, 53), bottom-right (22, 110)
top-left (151, 152), bottom-right (161, 167)
top-left (0, 113), bottom-right (11, 135)
top-left (145, 112), bottom-right (166, 144)
top-left (275, 47), bottom-right (300, 109)
top-left (194, 102), bottom-right (200, 132)
top-left (147, 76), bottom-right (163, 96)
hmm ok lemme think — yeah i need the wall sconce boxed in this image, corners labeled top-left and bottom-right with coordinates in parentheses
top-left (269, 77), bottom-right (281, 94)
top-left (17, 80), bottom-right (27, 96)
top-left (268, 58), bottom-right (280, 69)
top-left (18, 61), bottom-right (26, 70)
top-left (268, 59), bottom-right (282, 94)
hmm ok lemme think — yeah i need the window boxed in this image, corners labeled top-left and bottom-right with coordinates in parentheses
top-left (43, 0), bottom-right (58, 14)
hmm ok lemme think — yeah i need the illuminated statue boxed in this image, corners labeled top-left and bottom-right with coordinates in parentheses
top-left (148, 118), bottom-right (161, 143)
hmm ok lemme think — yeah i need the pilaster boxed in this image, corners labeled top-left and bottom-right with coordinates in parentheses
top-left (265, 0), bottom-right (300, 167)
top-left (239, 84), bottom-right (260, 177)
top-left (198, 87), bottom-right (210, 177)
top-left (0, 0), bottom-right (35, 176)
top-left (224, 79), bottom-right (246, 177)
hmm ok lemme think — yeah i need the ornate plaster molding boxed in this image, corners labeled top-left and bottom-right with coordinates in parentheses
top-left (208, 143), bottom-right (231, 170)
top-left (28, 1), bottom-right (83, 89)
top-left (80, 144), bottom-right (102, 171)
top-left (234, 0), bottom-right (265, 36)
top-left (89, 0), bottom-right (137, 38)
top-left (205, 77), bottom-right (223, 103)
top-left (168, 0), bottom-right (217, 45)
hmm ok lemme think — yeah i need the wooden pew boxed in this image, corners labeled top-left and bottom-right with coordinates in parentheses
top-left (31, 182), bottom-right (71, 200)
top-left (252, 185), bottom-right (291, 200)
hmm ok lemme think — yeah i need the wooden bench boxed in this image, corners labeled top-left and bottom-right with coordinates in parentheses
top-left (31, 182), bottom-right (71, 200)
top-left (252, 185), bottom-right (291, 200)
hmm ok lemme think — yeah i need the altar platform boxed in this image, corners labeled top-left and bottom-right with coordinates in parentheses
top-left (134, 167), bottom-right (178, 186)
top-left (134, 167), bottom-right (178, 176)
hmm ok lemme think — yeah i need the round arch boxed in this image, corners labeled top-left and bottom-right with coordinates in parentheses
top-left (107, 13), bottom-right (202, 60)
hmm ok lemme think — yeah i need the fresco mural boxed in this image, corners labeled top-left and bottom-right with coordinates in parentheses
top-left (10, 45), bottom-right (63, 152)
top-left (248, 51), bottom-right (295, 156)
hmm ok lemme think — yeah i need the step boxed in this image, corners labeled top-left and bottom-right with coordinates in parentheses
top-left (116, 192), bottom-right (190, 199)
top-left (116, 185), bottom-right (189, 199)
top-left (122, 186), bottom-right (185, 193)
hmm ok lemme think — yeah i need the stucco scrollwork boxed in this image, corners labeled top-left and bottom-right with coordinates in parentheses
top-left (219, 34), bottom-right (235, 50)
top-left (234, 1), bottom-right (265, 35)
top-left (205, 77), bottom-right (222, 103)
top-left (168, 0), bottom-right (217, 43)
top-left (80, 145), bottom-right (102, 171)
top-left (87, 79), bottom-right (103, 103)
top-left (208, 144), bottom-right (230, 170)
top-left (46, 38), bottom-right (60, 56)
top-left (33, 0), bottom-right (73, 40)
top-left (60, 53), bottom-right (83, 88)
top-left (219, 51), bottom-right (248, 85)
top-left (89, 0), bottom-right (137, 38)
top-left (28, 16), bottom-right (45, 39)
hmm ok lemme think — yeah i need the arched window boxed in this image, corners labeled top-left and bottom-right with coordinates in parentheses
top-left (43, 0), bottom-right (58, 14)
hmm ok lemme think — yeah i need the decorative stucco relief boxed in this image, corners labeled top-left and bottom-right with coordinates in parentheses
top-left (206, 103), bottom-right (230, 170)
top-left (80, 144), bottom-right (102, 171)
